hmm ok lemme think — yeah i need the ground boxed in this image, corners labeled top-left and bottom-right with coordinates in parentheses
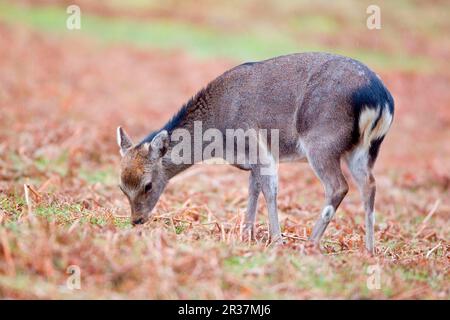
top-left (0, 0), bottom-right (449, 299)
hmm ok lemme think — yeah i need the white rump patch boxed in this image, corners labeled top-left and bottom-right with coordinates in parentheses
top-left (359, 103), bottom-right (393, 149)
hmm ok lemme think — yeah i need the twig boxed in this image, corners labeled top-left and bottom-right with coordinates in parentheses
top-left (27, 184), bottom-right (41, 201)
top-left (23, 184), bottom-right (33, 217)
top-left (415, 199), bottom-right (440, 238)
top-left (282, 233), bottom-right (308, 241)
top-left (426, 242), bottom-right (441, 259)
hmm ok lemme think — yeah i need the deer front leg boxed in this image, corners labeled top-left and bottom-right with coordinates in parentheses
top-left (259, 170), bottom-right (282, 244)
top-left (243, 170), bottom-right (261, 239)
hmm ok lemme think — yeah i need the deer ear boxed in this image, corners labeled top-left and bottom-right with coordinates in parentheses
top-left (117, 126), bottom-right (133, 157)
top-left (150, 130), bottom-right (169, 159)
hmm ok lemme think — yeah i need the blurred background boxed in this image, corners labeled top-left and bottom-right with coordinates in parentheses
top-left (0, 0), bottom-right (449, 299)
top-left (1, 0), bottom-right (449, 169)
top-left (2, 1), bottom-right (449, 67)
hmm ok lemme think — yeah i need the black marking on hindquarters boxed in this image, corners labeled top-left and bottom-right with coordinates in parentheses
top-left (350, 71), bottom-right (395, 146)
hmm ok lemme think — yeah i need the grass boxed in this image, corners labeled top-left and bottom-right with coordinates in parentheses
top-left (1, 178), bottom-right (447, 299)
top-left (0, 0), bottom-right (438, 72)
top-left (288, 14), bottom-right (340, 35)
top-left (35, 152), bottom-right (69, 177)
top-left (78, 167), bottom-right (117, 186)
top-left (0, 1), bottom-right (313, 59)
top-left (0, 1), bottom-right (449, 299)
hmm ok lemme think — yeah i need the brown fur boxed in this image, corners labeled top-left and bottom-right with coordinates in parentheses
top-left (120, 148), bottom-right (147, 190)
top-left (117, 52), bottom-right (394, 252)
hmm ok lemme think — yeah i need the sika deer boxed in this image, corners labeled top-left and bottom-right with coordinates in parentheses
top-left (117, 53), bottom-right (394, 253)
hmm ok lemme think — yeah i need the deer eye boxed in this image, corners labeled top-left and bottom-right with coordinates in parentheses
top-left (144, 182), bottom-right (153, 194)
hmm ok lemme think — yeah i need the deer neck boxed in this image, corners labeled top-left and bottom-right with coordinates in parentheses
top-left (160, 86), bottom-right (215, 179)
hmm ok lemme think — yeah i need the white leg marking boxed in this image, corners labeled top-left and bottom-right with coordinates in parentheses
top-left (321, 205), bottom-right (335, 222)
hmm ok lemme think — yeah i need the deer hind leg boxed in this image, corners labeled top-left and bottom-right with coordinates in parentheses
top-left (243, 170), bottom-right (261, 239)
top-left (346, 148), bottom-right (377, 254)
top-left (307, 149), bottom-right (349, 246)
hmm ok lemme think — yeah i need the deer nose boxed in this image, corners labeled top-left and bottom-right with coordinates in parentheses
top-left (132, 217), bottom-right (145, 226)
